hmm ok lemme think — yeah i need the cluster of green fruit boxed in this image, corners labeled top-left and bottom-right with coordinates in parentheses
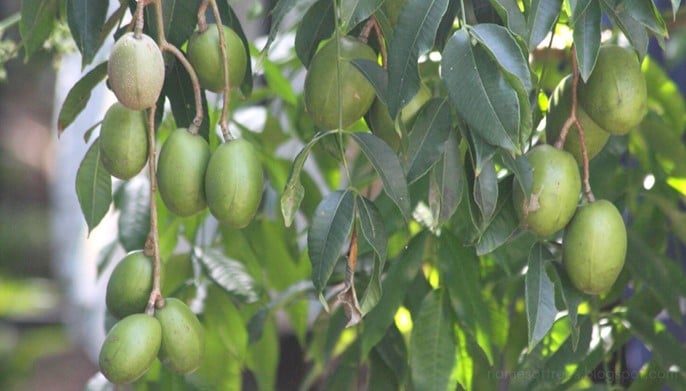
top-left (100, 251), bottom-right (204, 384)
top-left (515, 45), bottom-right (647, 295)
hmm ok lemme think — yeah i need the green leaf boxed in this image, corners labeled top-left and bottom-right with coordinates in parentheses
top-left (410, 289), bottom-right (457, 391)
top-left (117, 176), bottom-right (150, 252)
top-left (602, 0), bottom-right (649, 58)
top-left (429, 131), bottom-right (463, 225)
top-left (489, 0), bottom-right (528, 39)
top-left (143, 0), bottom-right (199, 49)
top-left (352, 59), bottom-right (388, 105)
top-left (75, 138), bottom-right (112, 233)
top-left (163, 57), bottom-right (210, 140)
top-left (572, 0), bottom-right (601, 82)
top-left (642, 56), bottom-right (686, 133)
top-left (247, 280), bottom-right (313, 343)
top-left (66, 0), bottom-right (107, 66)
top-left (405, 98), bottom-right (452, 184)
top-left (57, 62), bottom-right (108, 134)
top-left (203, 285), bottom-right (249, 362)
top-left (295, 0), bottom-right (334, 68)
top-left (525, 0), bottom-right (562, 50)
top-left (356, 195), bottom-right (387, 262)
top-left (246, 317), bottom-right (279, 391)
top-left (473, 156), bottom-right (498, 223)
top-left (386, 0), bottom-right (449, 117)
top-left (196, 247), bottom-right (259, 302)
top-left (263, 59), bottom-right (297, 106)
top-left (265, 0), bottom-right (318, 54)
top-left (471, 23), bottom-right (532, 92)
top-left (340, 0), bottom-right (383, 32)
top-left (307, 190), bottom-right (356, 294)
top-left (19, 0), bottom-right (58, 60)
top-left (626, 310), bottom-right (686, 372)
top-left (349, 132), bottom-right (411, 219)
top-left (442, 29), bottom-right (520, 153)
top-left (525, 243), bottom-right (557, 350)
top-left (624, 0), bottom-right (667, 36)
top-left (549, 262), bottom-right (584, 350)
top-left (500, 152), bottom-right (533, 198)
top-left (474, 178), bottom-right (520, 255)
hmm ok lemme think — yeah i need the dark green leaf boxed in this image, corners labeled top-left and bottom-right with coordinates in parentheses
top-left (352, 59), bottom-right (388, 105)
top-left (429, 131), bottom-right (463, 225)
top-left (473, 156), bottom-right (498, 223)
top-left (356, 195), bottom-right (387, 262)
top-left (75, 139), bottom-right (112, 233)
top-left (549, 262), bottom-right (584, 350)
top-left (386, 0), bottom-right (449, 117)
top-left (410, 289), bottom-right (457, 391)
top-left (117, 176), bottom-right (150, 252)
top-left (66, 0), bottom-right (108, 66)
top-left (265, 0), bottom-right (317, 53)
top-left (442, 29), bottom-right (520, 153)
top-left (500, 152), bottom-right (532, 198)
top-left (350, 132), bottom-right (411, 219)
top-left (525, 0), bottom-right (562, 50)
top-left (19, 0), bottom-right (59, 60)
top-left (340, 0), bottom-right (383, 32)
top-left (602, 0), bottom-right (649, 58)
top-left (215, 1), bottom-right (253, 95)
top-left (525, 243), bottom-right (557, 350)
top-left (359, 253), bottom-right (383, 315)
top-left (624, 0), bottom-right (667, 36)
top-left (196, 247), bottom-right (259, 302)
top-left (57, 62), bottom-right (108, 134)
top-left (405, 98), bottom-right (452, 184)
top-left (572, 0), bottom-right (601, 81)
top-left (295, 0), bottom-right (334, 68)
top-left (307, 190), bottom-right (355, 294)
top-left (475, 178), bottom-right (520, 255)
top-left (144, 0), bottom-right (199, 48)
top-left (163, 57), bottom-right (210, 139)
top-left (471, 23), bottom-right (532, 92)
top-left (489, 0), bottom-right (527, 39)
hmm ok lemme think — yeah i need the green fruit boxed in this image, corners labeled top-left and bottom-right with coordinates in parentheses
top-left (99, 314), bottom-right (162, 384)
top-left (205, 139), bottom-right (263, 228)
top-left (155, 298), bottom-right (204, 374)
top-left (108, 32), bottom-right (165, 110)
top-left (157, 129), bottom-right (210, 217)
top-left (546, 75), bottom-right (611, 165)
top-left (187, 24), bottom-right (247, 92)
top-left (578, 45), bottom-right (647, 135)
top-left (563, 200), bottom-right (627, 294)
top-left (367, 84), bottom-right (432, 150)
top-left (304, 36), bottom-right (377, 130)
top-left (513, 145), bottom-right (581, 237)
top-left (106, 251), bottom-right (153, 318)
top-left (99, 103), bottom-right (148, 179)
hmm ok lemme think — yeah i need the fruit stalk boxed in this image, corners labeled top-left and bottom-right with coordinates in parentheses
top-left (144, 107), bottom-right (164, 314)
top-left (197, 0), bottom-right (209, 32)
top-left (209, 0), bottom-right (233, 141)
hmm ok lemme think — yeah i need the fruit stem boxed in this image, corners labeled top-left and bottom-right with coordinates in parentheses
top-left (144, 106), bottom-right (164, 315)
top-left (152, 0), bottom-right (204, 135)
top-left (209, 0), bottom-right (234, 142)
top-left (197, 0), bottom-right (209, 32)
top-left (133, 0), bottom-right (147, 38)
top-left (359, 17), bottom-right (387, 70)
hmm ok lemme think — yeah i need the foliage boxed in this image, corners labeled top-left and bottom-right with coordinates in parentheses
top-left (4, 0), bottom-right (686, 389)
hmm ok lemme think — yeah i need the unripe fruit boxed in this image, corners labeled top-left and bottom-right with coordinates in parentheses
top-left (157, 129), bottom-right (210, 217)
top-left (205, 139), bottom-right (263, 228)
top-left (367, 83), bottom-right (431, 150)
top-left (99, 314), bottom-right (162, 384)
top-left (578, 45), bottom-right (647, 135)
top-left (304, 36), bottom-right (377, 130)
top-left (106, 251), bottom-right (153, 318)
top-left (513, 145), bottom-right (581, 237)
top-left (546, 76), bottom-right (610, 165)
top-left (99, 103), bottom-right (148, 179)
top-left (108, 33), bottom-right (165, 110)
top-left (154, 298), bottom-right (204, 374)
top-left (187, 24), bottom-right (247, 92)
top-left (563, 200), bottom-right (627, 294)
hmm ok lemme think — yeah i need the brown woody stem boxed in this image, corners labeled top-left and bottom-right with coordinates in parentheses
top-left (133, 0), bottom-right (147, 38)
top-left (209, 0), bottom-right (233, 141)
top-left (144, 106), bottom-right (164, 314)
top-left (197, 0), bottom-right (209, 32)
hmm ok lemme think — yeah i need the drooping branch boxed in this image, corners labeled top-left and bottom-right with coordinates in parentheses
top-left (209, 0), bottom-right (233, 141)
top-left (144, 105), bottom-right (164, 313)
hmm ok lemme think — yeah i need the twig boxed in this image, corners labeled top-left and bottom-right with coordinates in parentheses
top-left (359, 18), bottom-right (375, 44)
top-left (209, 0), bottom-right (233, 141)
top-left (371, 19), bottom-right (387, 70)
top-left (144, 106), bottom-right (164, 314)
top-left (197, 0), bottom-right (209, 32)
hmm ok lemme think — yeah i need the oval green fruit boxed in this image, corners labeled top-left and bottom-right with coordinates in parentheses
top-left (99, 102), bottom-right (148, 179)
top-left (108, 32), bottom-right (165, 110)
top-left (157, 129), bottom-right (210, 217)
top-left (187, 24), bottom-right (247, 92)
top-left (106, 250), bottom-right (153, 318)
top-left (546, 75), bottom-right (611, 165)
top-left (563, 200), bottom-right (627, 295)
top-left (99, 314), bottom-right (161, 384)
top-left (304, 36), bottom-right (377, 130)
top-left (205, 139), bottom-right (263, 228)
top-left (155, 298), bottom-right (204, 374)
top-left (513, 145), bottom-right (581, 237)
top-left (578, 45), bottom-right (647, 135)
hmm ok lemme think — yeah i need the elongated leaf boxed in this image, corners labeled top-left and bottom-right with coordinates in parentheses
top-left (350, 132), bottom-right (411, 219)
top-left (442, 29), bottom-right (520, 153)
top-left (429, 132), bottom-right (463, 225)
top-left (352, 59), bottom-right (388, 105)
top-left (143, 0), bottom-right (199, 49)
top-left (572, 0), bottom-right (601, 81)
top-left (405, 98), bottom-right (452, 184)
top-left (473, 156), bottom-right (498, 223)
top-left (475, 178), bottom-right (520, 255)
top-left (308, 190), bottom-right (356, 294)
top-left (624, 0), bottom-right (667, 36)
top-left (386, 0), bottom-right (449, 117)
top-left (216, 1), bottom-right (253, 95)
top-left (66, 0), bottom-right (107, 66)
top-left (525, 243), bottom-right (557, 350)
top-left (526, 0), bottom-right (562, 50)
top-left (356, 195), bottom-right (387, 262)
top-left (410, 289), bottom-right (457, 391)
top-left (196, 247), bottom-right (259, 302)
top-left (20, 0), bottom-right (58, 60)
top-left (163, 56), bottom-right (210, 139)
top-left (489, 0), bottom-right (527, 39)
top-left (602, 0), bottom-right (649, 58)
top-left (204, 284), bottom-right (249, 361)
top-left (117, 176), bottom-right (150, 252)
top-left (295, 0), bottom-right (334, 68)
top-left (340, 0), bottom-right (383, 32)
top-left (57, 62), bottom-right (108, 134)
top-left (265, 0), bottom-right (318, 53)
top-left (550, 262), bottom-right (583, 350)
top-left (359, 253), bottom-right (383, 315)
top-left (76, 139), bottom-right (111, 233)
top-left (500, 152), bottom-right (532, 198)
top-left (471, 23), bottom-right (532, 92)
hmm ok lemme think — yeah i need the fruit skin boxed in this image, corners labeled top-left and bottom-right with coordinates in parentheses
top-left (546, 76), bottom-right (610, 165)
top-left (154, 298), bottom-right (204, 374)
top-left (108, 32), bottom-right (165, 110)
top-left (99, 314), bottom-right (162, 384)
top-left (367, 83), bottom-right (431, 150)
top-left (563, 200), bottom-right (627, 295)
top-left (304, 36), bottom-right (377, 130)
top-left (205, 139), bottom-right (263, 228)
top-left (157, 129), bottom-right (210, 217)
top-left (106, 251), bottom-right (153, 318)
top-left (99, 103), bottom-right (149, 179)
top-left (513, 145), bottom-right (581, 237)
top-left (578, 45), bottom-right (647, 135)
top-left (187, 24), bottom-right (247, 92)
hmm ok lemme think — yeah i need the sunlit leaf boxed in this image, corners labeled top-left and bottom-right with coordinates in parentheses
top-left (572, 0), bottom-right (601, 81)
top-left (525, 0), bottom-right (562, 50)
top-left (75, 138), bottom-right (112, 233)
